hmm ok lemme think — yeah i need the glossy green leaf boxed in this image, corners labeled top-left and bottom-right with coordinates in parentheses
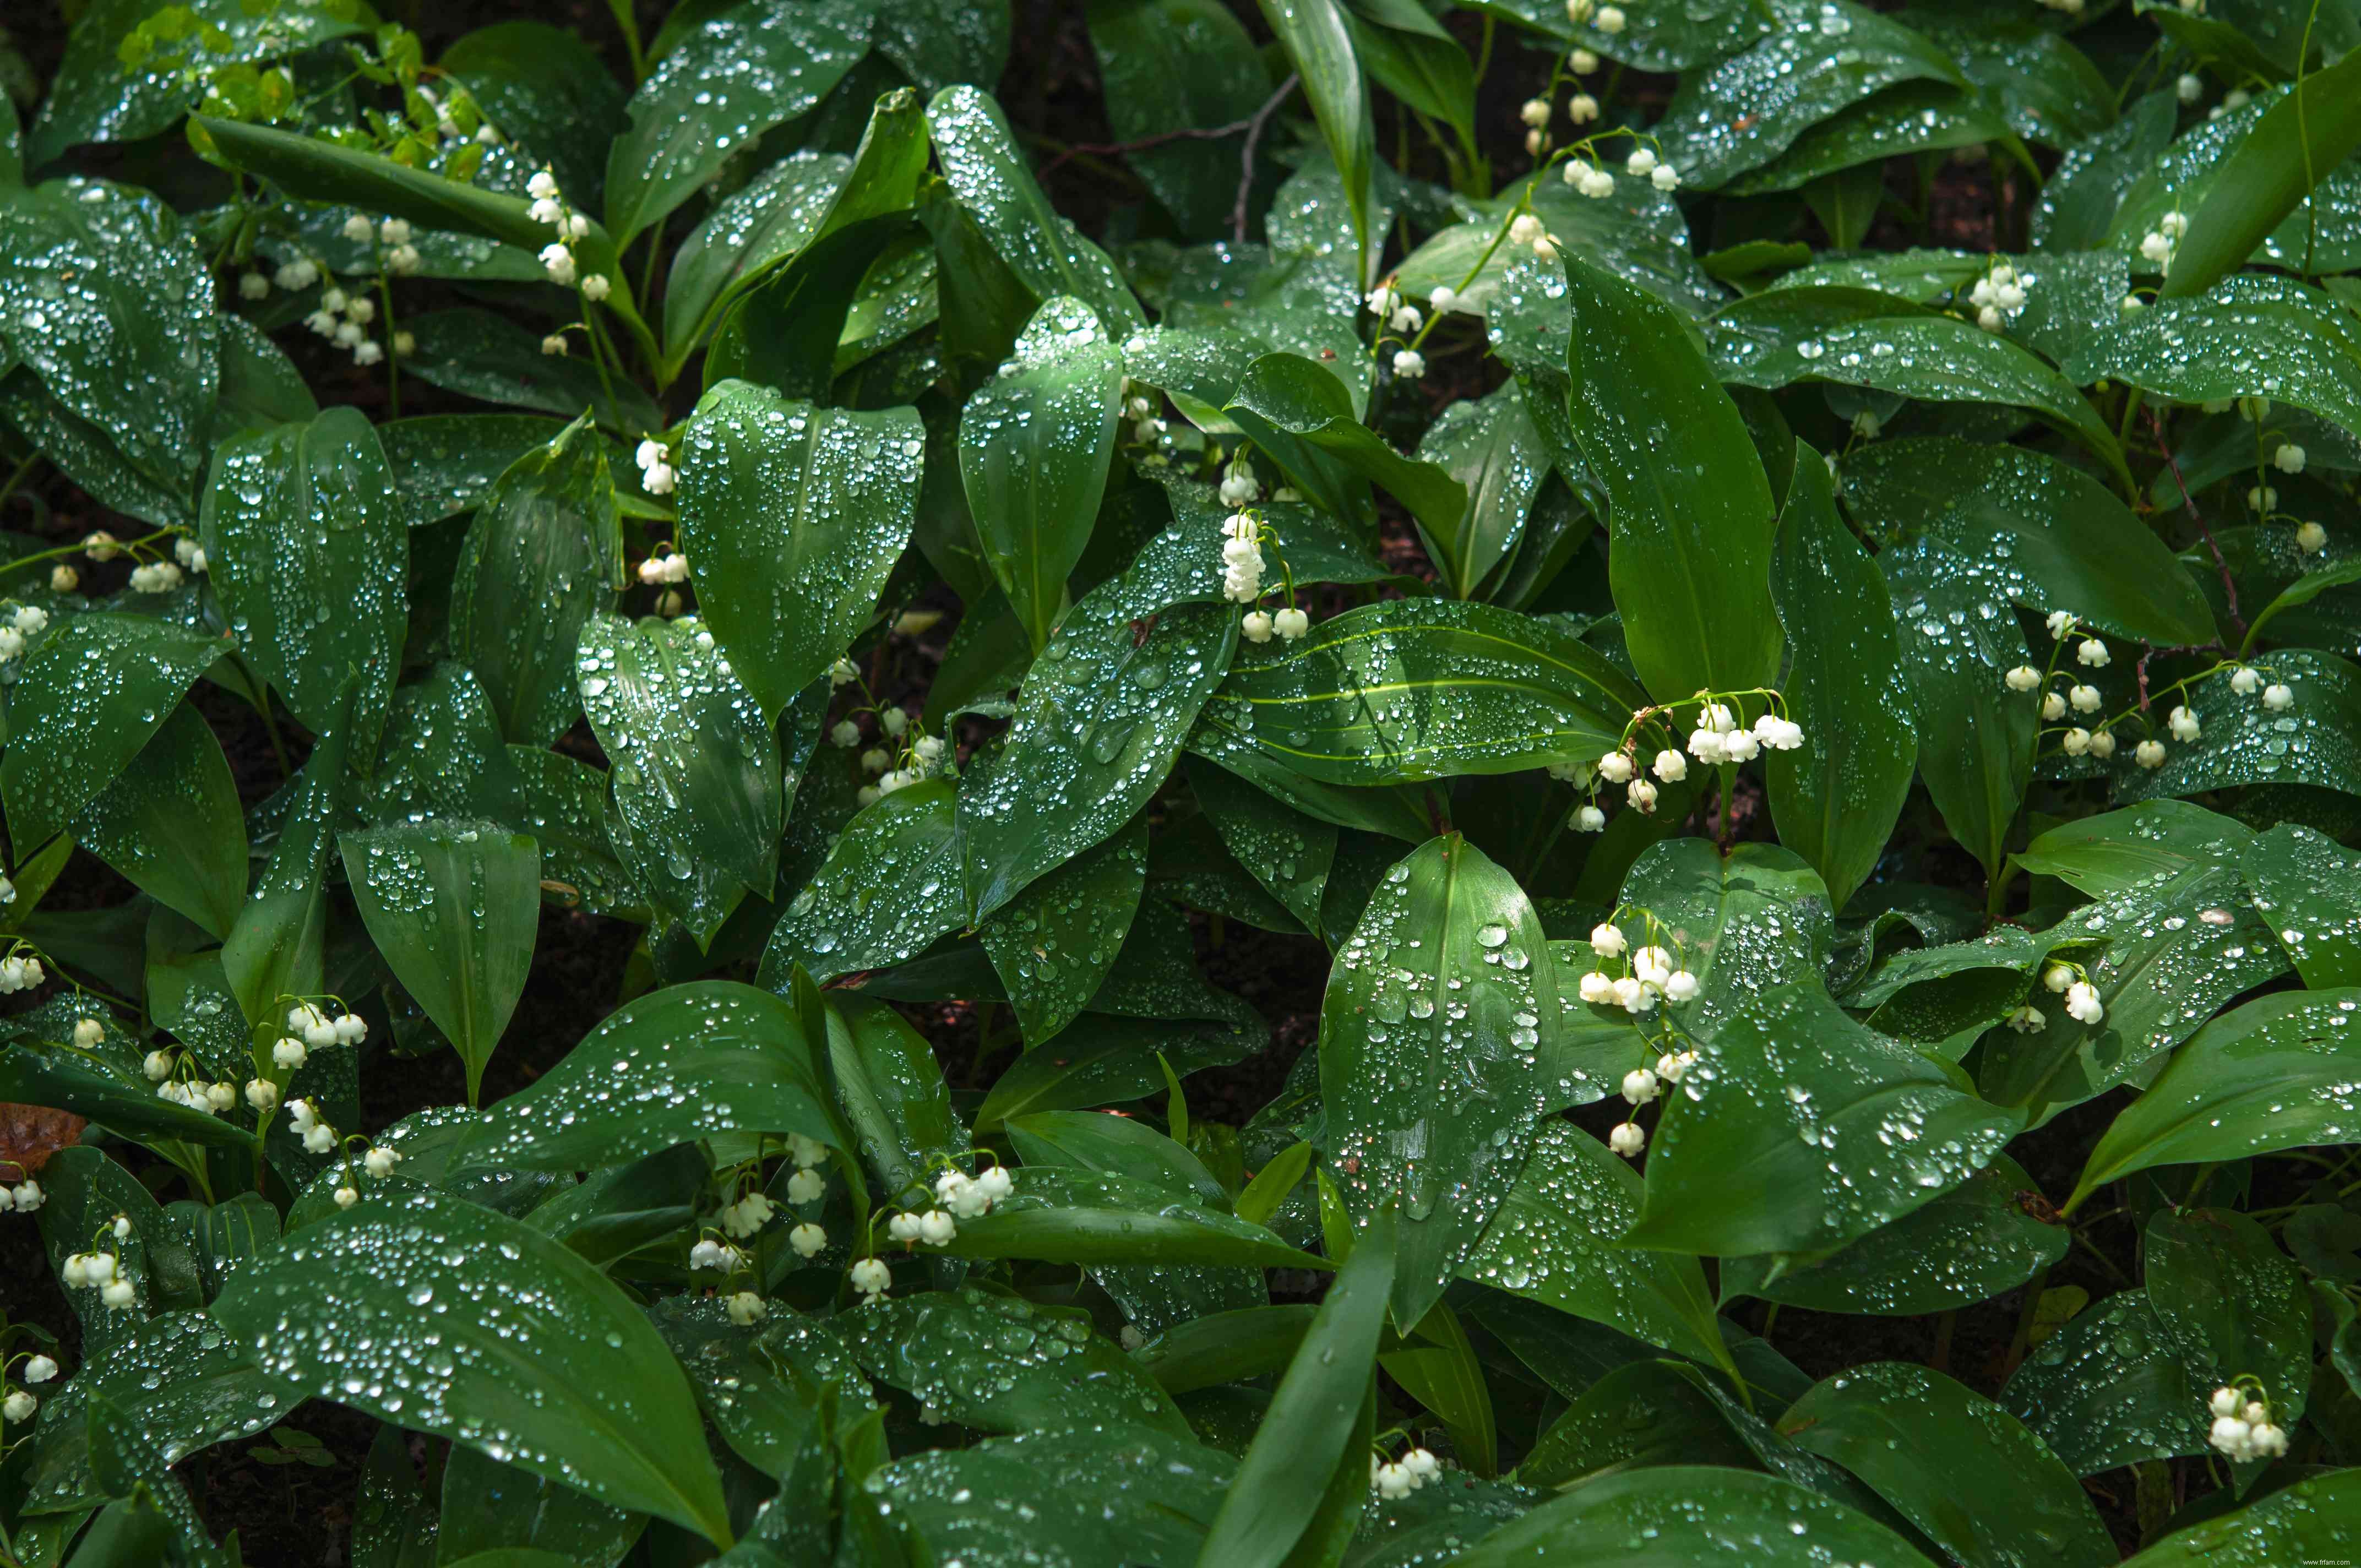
top-left (2244, 824), bottom-right (2361, 987)
top-left (959, 577), bottom-right (1236, 922)
top-left (760, 780), bottom-right (965, 986)
top-left (2068, 276), bottom-right (2361, 440)
top-left (1197, 598), bottom-right (1639, 786)
top-left (459, 981), bottom-right (832, 1171)
top-left (1768, 442), bottom-right (1914, 911)
top-left (220, 678), bottom-right (356, 1030)
top-left (1613, 839), bottom-right (1834, 1046)
top-left (872, 1424), bottom-right (1229, 1566)
top-left (2148, 1205), bottom-right (2311, 1430)
top-left (451, 417), bottom-right (621, 745)
top-left (403, 310), bottom-right (664, 437)
top-left (1777, 1362), bottom-right (2111, 1568)
top-left (1321, 835), bottom-right (1553, 1329)
top-left (1648, 0), bottom-right (1963, 192)
top-left (1195, 1208), bottom-right (1392, 1568)
top-left (925, 86), bottom-right (1145, 333)
top-left (1721, 1153), bottom-right (2066, 1316)
top-left (1, 613), bottom-right (224, 859)
top-left (438, 1445), bottom-right (644, 1567)
top-left (971, 1012), bottom-right (1258, 1126)
top-left (851, 1285), bottom-right (1188, 1437)
top-left (981, 813), bottom-right (1147, 1046)
top-left (202, 405), bottom-right (409, 754)
top-left (933, 1166), bottom-right (1323, 1270)
top-left (1461, 1119), bottom-right (1731, 1374)
top-left (2069, 989), bottom-right (2361, 1210)
top-left (2004, 1291), bottom-right (2207, 1474)
top-left (379, 414), bottom-right (573, 529)
top-left (2165, 50), bottom-right (2361, 300)
top-left (960, 298), bottom-right (1124, 650)
top-left (2036, 89), bottom-right (2177, 253)
top-left (213, 1191), bottom-right (732, 1544)
top-left (2011, 797), bottom-right (2247, 898)
top-left (576, 611), bottom-right (782, 943)
top-left (2116, 648), bottom-right (2361, 802)
top-left (1557, 254), bottom-right (1780, 701)
top-left (1633, 981), bottom-right (2018, 1257)
top-left (1085, 0), bottom-right (1269, 239)
top-left (441, 20), bottom-right (627, 210)
top-left (1010, 1110), bottom-right (1227, 1206)
top-left (1458, 1466), bottom-right (1936, 1567)
top-left (827, 994), bottom-right (965, 1196)
top-left (70, 700), bottom-right (245, 939)
top-left (1252, 0), bottom-right (1373, 284)
top-left (0, 176), bottom-right (217, 500)
top-left (2121, 1469), bottom-right (2361, 1566)
top-left (340, 818), bottom-right (538, 1104)
top-left (1411, 383), bottom-right (1549, 600)
top-left (665, 153), bottom-right (845, 352)
top-left (1727, 81), bottom-right (2010, 197)
top-left (602, 0), bottom-right (869, 247)
top-left (1841, 437), bottom-right (2215, 647)
top-left (1227, 351), bottom-right (1464, 546)
top-left (677, 381), bottom-right (921, 718)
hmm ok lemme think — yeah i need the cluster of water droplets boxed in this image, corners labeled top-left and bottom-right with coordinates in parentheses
top-left (769, 781), bottom-right (962, 984)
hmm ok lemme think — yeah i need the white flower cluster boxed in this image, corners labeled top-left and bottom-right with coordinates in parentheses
top-left (288, 1003), bottom-right (368, 1051)
top-left (1967, 262), bottom-right (2026, 334)
top-left (2138, 210), bottom-right (2189, 270)
top-left (128, 559), bottom-right (183, 595)
top-left (154, 1066), bottom-right (240, 1117)
top-left (850, 1256), bottom-right (893, 1300)
top-left (858, 724), bottom-right (949, 807)
top-left (1565, 0), bottom-right (1626, 33)
top-left (1221, 509), bottom-right (1265, 603)
top-left (4, 1352), bottom-right (58, 1423)
top-left (2208, 1386), bottom-right (2288, 1461)
top-left (2042, 964), bottom-right (2106, 1027)
top-left (61, 1248), bottom-right (136, 1309)
top-left (1217, 459), bottom-right (1260, 508)
top-left (303, 276), bottom-right (390, 366)
top-left (1371, 1446), bottom-right (1443, 1499)
top-left (0, 1176), bottom-right (45, 1212)
top-left (1576, 924), bottom-right (1700, 1015)
top-left (637, 549), bottom-right (691, 587)
top-left (285, 1097), bottom-right (339, 1155)
top-left (0, 954), bottom-right (43, 993)
top-left (527, 168), bottom-right (606, 298)
top-left (635, 436), bottom-right (677, 497)
top-left (690, 1236), bottom-right (749, 1272)
top-left (0, 603), bottom-right (49, 662)
top-left (1366, 283), bottom-right (1428, 379)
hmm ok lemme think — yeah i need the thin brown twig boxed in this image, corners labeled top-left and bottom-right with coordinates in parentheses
top-left (1233, 74), bottom-right (1301, 247)
top-left (1040, 117), bottom-right (1263, 180)
top-left (2147, 406), bottom-right (2245, 639)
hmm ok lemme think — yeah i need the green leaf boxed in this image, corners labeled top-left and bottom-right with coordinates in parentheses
top-left (924, 86), bottom-right (1145, 332)
top-left (221, 678), bottom-right (356, 1030)
top-left (1461, 1119), bottom-right (1732, 1374)
top-left (2037, 90), bottom-right (2177, 253)
top-left (2003, 1288), bottom-right (2207, 1474)
top-left (677, 381), bottom-right (922, 718)
top-left (959, 298), bottom-right (1125, 650)
top-left (1188, 756), bottom-right (1339, 933)
top-left (213, 1191), bottom-right (733, 1545)
top-left (602, 0), bottom-right (869, 247)
top-left (1776, 1362), bottom-right (2112, 1568)
top-left (971, 1012), bottom-right (1257, 1126)
top-left (874, 0), bottom-right (1011, 92)
top-left (2069, 988), bottom-right (2361, 1211)
top-left (1195, 1208), bottom-right (1392, 1568)
top-left (1196, 598), bottom-right (1640, 786)
top-left (1633, 982), bottom-right (2019, 1257)
top-left (70, 700), bottom-right (245, 939)
top-left (2165, 50), bottom-right (2361, 299)
top-left (1875, 543), bottom-right (2036, 879)
top-left (2147, 1205), bottom-right (2311, 1431)
top-left (1225, 350), bottom-right (1465, 545)
top-left (1557, 253), bottom-right (1780, 702)
top-left (1251, 0), bottom-right (1372, 284)
top-left (1321, 836), bottom-right (1554, 1329)
top-left (576, 611), bottom-right (783, 943)
top-left (404, 309), bottom-right (663, 436)
top-left (1614, 839), bottom-right (1834, 1046)
top-left (1725, 81), bottom-right (2010, 197)
top-left (1085, 0), bottom-right (1269, 239)
top-left (1767, 443), bottom-right (1914, 911)
top-left (0, 613), bottom-right (224, 859)
top-left (1469, 0), bottom-right (1768, 72)
top-left (665, 153), bottom-right (847, 352)
top-left (2117, 649), bottom-right (2361, 802)
top-left (202, 405), bottom-right (409, 754)
top-left (870, 1425), bottom-right (1230, 1565)
top-left (339, 819), bottom-right (539, 1105)
top-left (2243, 824), bottom-right (2361, 987)
top-left (652, 1297), bottom-right (874, 1478)
top-left (458, 980), bottom-right (832, 1171)
top-left (1840, 437), bottom-right (2215, 647)
top-left (959, 580), bottom-right (1236, 922)
top-left (1721, 1154), bottom-right (2068, 1316)
top-left (1010, 1110), bottom-right (1228, 1206)
top-left (450, 417), bottom-right (621, 745)
top-left (981, 813), bottom-right (1148, 1046)
top-left (827, 994), bottom-right (965, 1196)
top-left (1456, 1466), bottom-right (1936, 1567)
top-left (379, 414), bottom-right (574, 529)
top-left (437, 1445), bottom-right (644, 1567)
top-left (0, 176), bottom-right (217, 500)
top-left (1648, 0), bottom-right (1964, 192)
top-left (760, 780), bottom-right (965, 986)
top-left (1411, 383), bottom-right (1549, 601)
top-left (2068, 276), bottom-right (2361, 440)
top-left (441, 21), bottom-right (628, 214)
top-left (851, 1285), bottom-right (1188, 1438)
top-left (0, 1037), bottom-right (251, 1153)
top-left (2013, 798), bottom-right (2248, 898)
top-left (2123, 1469), bottom-right (2361, 1565)
top-left (932, 1166), bottom-right (1324, 1270)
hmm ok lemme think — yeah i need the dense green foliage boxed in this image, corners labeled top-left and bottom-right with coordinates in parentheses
top-left (1, 0), bottom-right (2360, 1562)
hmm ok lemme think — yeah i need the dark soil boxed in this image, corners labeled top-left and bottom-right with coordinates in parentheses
top-left (0, 0), bottom-right (2211, 1560)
